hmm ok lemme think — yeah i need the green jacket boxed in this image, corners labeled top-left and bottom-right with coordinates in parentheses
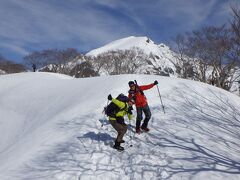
top-left (109, 98), bottom-right (133, 121)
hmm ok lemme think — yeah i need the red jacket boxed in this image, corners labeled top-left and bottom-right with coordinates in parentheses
top-left (128, 83), bottom-right (155, 107)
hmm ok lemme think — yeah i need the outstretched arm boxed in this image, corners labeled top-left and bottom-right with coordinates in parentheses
top-left (139, 83), bottom-right (155, 91)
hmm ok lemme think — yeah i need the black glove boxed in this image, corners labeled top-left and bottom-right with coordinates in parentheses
top-left (154, 80), bottom-right (158, 85)
top-left (108, 94), bottom-right (112, 100)
top-left (128, 109), bottom-right (133, 115)
top-left (128, 106), bottom-right (133, 114)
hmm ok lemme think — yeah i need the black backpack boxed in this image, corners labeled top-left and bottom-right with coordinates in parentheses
top-left (104, 102), bottom-right (120, 117)
top-left (104, 94), bottom-right (128, 117)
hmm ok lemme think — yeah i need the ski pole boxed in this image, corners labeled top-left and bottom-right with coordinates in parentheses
top-left (101, 99), bottom-right (110, 127)
top-left (102, 100), bottom-right (110, 114)
top-left (128, 120), bottom-right (133, 147)
top-left (156, 84), bottom-right (165, 114)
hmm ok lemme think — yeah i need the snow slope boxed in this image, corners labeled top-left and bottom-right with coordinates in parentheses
top-left (0, 72), bottom-right (240, 180)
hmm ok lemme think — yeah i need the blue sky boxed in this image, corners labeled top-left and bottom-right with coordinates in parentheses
top-left (0, 0), bottom-right (238, 63)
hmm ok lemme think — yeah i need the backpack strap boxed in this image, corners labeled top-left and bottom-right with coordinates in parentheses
top-left (121, 102), bottom-right (127, 111)
top-left (116, 102), bottom-right (128, 115)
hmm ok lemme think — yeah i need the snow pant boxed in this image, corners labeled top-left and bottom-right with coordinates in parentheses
top-left (109, 119), bottom-right (127, 143)
top-left (136, 104), bottom-right (151, 129)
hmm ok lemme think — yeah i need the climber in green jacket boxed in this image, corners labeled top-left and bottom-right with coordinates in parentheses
top-left (107, 93), bottom-right (133, 151)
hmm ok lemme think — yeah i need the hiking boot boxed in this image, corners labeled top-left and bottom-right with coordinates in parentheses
top-left (113, 145), bottom-right (124, 151)
top-left (136, 128), bottom-right (141, 134)
top-left (113, 142), bottom-right (124, 151)
top-left (141, 126), bottom-right (150, 132)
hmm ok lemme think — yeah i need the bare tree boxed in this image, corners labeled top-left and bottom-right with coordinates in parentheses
top-left (24, 48), bottom-right (80, 74)
top-left (70, 61), bottom-right (98, 78)
top-left (0, 55), bottom-right (25, 74)
top-left (40, 49), bottom-right (71, 73)
top-left (110, 50), bottom-right (125, 75)
top-left (86, 54), bottom-right (110, 75)
top-left (40, 49), bottom-right (59, 72)
top-left (57, 48), bottom-right (80, 74)
top-left (173, 25), bottom-right (239, 91)
top-left (196, 26), bottom-right (238, 90)
top-left (23, 51), bottom-right (47, 71)
top-left (230, 6), bottom-right (240, 70)
top-left (123, 47), bottom-right (148, 74)
top-left (168, 34), bottom-right (198, 79)
top-left (95, 51), bottom-right (116, 75)
top-left (231, 6), bottom-right (240, 47)
top-left (89, 47), bottom-right (147, 75)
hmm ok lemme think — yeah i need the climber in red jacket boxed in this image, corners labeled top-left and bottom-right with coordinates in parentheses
top-left (128, 80), bottom-right (158, 134)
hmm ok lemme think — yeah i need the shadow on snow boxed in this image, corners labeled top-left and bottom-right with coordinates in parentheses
top-left (17, 84), bottom-right (240, 179)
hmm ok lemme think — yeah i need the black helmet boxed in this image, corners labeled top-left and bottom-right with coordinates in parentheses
top-left (117, 93), bottom-right (129, 102)
top-left (128, 81), bottom-right (135, 87)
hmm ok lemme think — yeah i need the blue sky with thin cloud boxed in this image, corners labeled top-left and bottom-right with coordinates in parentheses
top-left (0, 0), bottom-right (238, 62)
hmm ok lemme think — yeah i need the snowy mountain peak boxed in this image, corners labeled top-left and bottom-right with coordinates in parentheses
top-left (86, 36), bottom-right (169, 56)
top-left (85, 36), bottom-right (177, 76)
